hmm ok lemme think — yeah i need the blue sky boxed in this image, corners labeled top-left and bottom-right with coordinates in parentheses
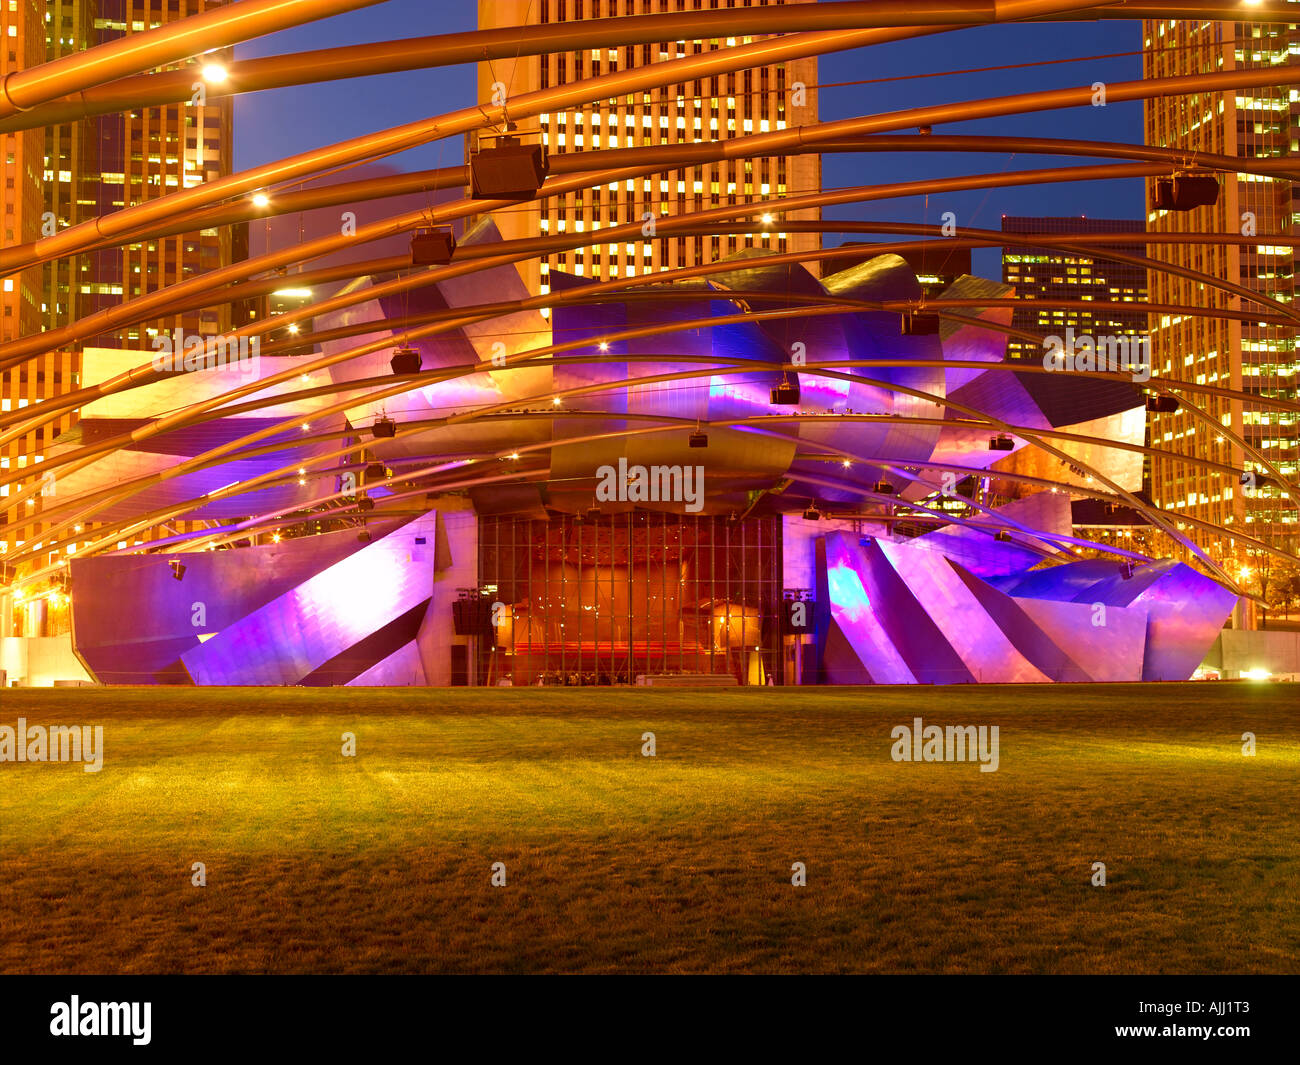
top-left (234, 3), bottom-right (1145, 279)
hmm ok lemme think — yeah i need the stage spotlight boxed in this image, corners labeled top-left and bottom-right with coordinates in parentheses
top-left (689, 429), bottom-right (709, 448)
top-left (364, 463), bottom-right (386, 481)
top-left (357, 497), bottom-right (375, 512)
top-left (251, 191), bottom-right (270, 208)
top-left (995, 531), bottom-right (1012, 543)
top-left (201, 63), bottom-right (227, 83)
top-left (988, 434), bottom-right (1014, 451)
top-left (371, 416), bottom-right (397, 438)
top-left (390, 347), bottom-right (422, 375)
top-left (169, 560), bottom-right (186, 582)
top-left (901, 313), bottom-right (941, 335)
top-left (411, 226), bottom-right (456, 265)
top-left (470, 135), bottom-right (548, 199)
top-left (770, 375), bottom-right (799, 405)
top-left (1146, 394), bottom-right (1179, 413)
top-left (357, 530), bottom-right (371, 543)
top-left (873, 479), bottom-right (897, 495)
top-left (802, 504), bottom-right (821, 521)
top-left (1153, 174), bottom-right (1219, 212)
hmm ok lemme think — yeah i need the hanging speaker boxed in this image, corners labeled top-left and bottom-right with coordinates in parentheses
top-left (901, 313), bottom-right (941, 335)
top-left (470, 136), bottom-right (548, 199)
top-left (1153, 174), bottom-right (1219, 211)
top-left (411, 226), bottom-right (456, 265)
top-left (390, 347), bottom-right (422, 375)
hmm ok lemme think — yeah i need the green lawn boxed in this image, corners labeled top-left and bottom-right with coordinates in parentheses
top-left (0, 684), bottom-right (1296, 973)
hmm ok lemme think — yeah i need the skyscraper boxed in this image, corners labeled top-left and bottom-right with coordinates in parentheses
top-left (996, 218), bottom-right (1152, 561)
top-left (1, 0), bottom-right (43, 347)
top-left (474, 0), bottom-right (821, 309)
top-left (1001, 216), bottom-right (1149, 364)
top-left (1, 0), bottom-right (235, 562)
top-left (1142, 13), bottom-right (1299, 569)
top-left (2, 0), bottom-right (61, 563)
top-left (44, 0), bottom-right (235, 346)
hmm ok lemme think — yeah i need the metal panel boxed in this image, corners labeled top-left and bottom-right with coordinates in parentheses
top-left (179, 514), bottom-right (436, 685)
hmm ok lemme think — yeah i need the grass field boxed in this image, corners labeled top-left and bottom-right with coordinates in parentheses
top-left (0, 684), bottom-right (1297, 974)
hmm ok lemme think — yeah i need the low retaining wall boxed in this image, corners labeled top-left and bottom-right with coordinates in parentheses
top-left (1203, 629), bottom-right (1300, 680)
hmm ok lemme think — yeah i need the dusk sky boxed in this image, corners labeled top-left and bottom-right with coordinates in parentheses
top-left (234, 4), bottom-right (1144, 279)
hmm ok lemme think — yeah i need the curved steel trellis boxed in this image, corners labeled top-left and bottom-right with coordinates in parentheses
top-left (4, 0), bottom-right (1298, 606)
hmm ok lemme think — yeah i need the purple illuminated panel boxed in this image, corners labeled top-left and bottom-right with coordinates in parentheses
top-left (69, 526), bottom-right (380, 684)
top-left (819, 533), bottom-right (1235, 684)
top-left (823, 535), bottom-right (916, 683)
top-left (180, 515), bottom-right (438, 685)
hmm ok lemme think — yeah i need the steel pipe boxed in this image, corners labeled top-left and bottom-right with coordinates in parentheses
top-left (0, 0), bottom-right (384, 120)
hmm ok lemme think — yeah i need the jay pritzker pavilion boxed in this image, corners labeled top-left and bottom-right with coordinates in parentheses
top-left (2, 0), bottom-right (1295, 691)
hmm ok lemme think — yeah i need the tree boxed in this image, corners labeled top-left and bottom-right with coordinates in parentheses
top-left (1272, 560), bottom-right (1300, 619)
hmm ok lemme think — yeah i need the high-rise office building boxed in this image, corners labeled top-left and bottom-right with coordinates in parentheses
top-left (2, 0), bottom-right (62, 561)
top-left (474, 0), bottom-right (821, 308)
top-left (1001, 216), bottom-right (1148, 363)
top-left (1, 0), bottom-right (235, 561)
top-left (44, 0), bottom-right (234, 345)
top-left (998, 216), bottom-right (1153, 553)
top-left (1142, 14), bottom-right (1299, 564)
top-left (1, 0), bottom-right (44, 346)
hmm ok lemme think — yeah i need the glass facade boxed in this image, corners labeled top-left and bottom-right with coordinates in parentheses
top-left (477, 512), bottom-right (783, 685)
top-left (473, 0), bottom-right (822, 307)
top-left (1143, 12), bottom-right (1300, 562)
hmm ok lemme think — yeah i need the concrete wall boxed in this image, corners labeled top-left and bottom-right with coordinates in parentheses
top-left (1205, 629), bottom-right (1300, 680)
top-left (417, 499), bottom-right (479, 686)
top-left (1, 636), bottom-right (96, 687)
